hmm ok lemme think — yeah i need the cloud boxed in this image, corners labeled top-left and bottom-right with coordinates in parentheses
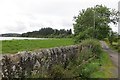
top-left (0, 0), bottom-right (119, 34)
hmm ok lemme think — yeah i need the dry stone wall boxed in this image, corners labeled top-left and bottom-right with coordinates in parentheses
top-left (1, 45), bottom-right (81, 78)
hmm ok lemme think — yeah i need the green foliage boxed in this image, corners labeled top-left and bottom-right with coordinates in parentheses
top-left (30, 39), bottom-right (119, 78)
top-left (2, 38), bottom-right (74, 54)
top-left (104, 37), bottom-right (120, 53)
top-left (32, 39), bottom-right (103, 78)
top-left (90, 51), bottom-right (114, 78)
top-left (22, 39), bottom-right (103, 78)
top-left (72, 39), bottom-right (102, 78)
top-left (21, 27), bottom-right (72, 38)
top-left (25, 39), bottom-right (113, 78)
top-left (80, 39), bottom-right (102, 56)
top-left (118, 40), bottom-right (120, 53)
top-left (78, 60), bottom-right (100, 78)
top-left (108, 31), bottom-right (118, 45)
top-left (0, 41), bottom-right (2, 53)
top-left (107, 31), bottom-right (120, 52)
top-left (74, 30), bottom-right (93, 43)
top-left (48, 65), bottom-right (64, 78)
top-left (73, 5), bottom-right (114, 43)
top-left (3, 38), bottom-right (113, 78)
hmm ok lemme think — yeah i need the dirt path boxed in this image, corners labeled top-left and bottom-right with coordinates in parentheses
top-left (100, 41), bottom-right (119, 78)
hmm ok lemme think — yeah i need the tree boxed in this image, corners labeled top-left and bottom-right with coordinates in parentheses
top-left (73, 5), bottom-right (114, 43)
top-left (67, 29), bottom-right (72, 35)
top-left (108, 31), bottom-right (119, 45)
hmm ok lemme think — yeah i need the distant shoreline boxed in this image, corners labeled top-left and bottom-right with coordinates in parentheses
top-left (0, 37), bottom-right (47, 40)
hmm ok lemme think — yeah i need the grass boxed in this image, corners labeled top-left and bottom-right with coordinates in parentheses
top-left (90, 51), bottom-right (115, 78)
top-left (2, 38), bottom-right (74, 54)
top-left (104, 38), bottom-right (119, 53)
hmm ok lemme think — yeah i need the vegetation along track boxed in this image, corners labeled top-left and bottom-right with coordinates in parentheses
top-left (100, 41), bottom-right (119, 78)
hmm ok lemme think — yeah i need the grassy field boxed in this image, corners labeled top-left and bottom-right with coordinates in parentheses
top-left (2, 38), bottom-right (74, 54)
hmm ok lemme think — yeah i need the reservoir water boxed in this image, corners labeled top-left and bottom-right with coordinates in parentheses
top-left (0, 37), bottom-right (46, 40)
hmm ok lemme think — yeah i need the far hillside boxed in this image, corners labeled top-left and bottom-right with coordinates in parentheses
top-left (1, 33), bottom-right (21, 37)
top-left (21, 27), bottom-right (72, 38)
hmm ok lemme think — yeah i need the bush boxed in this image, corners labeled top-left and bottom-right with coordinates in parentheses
top-left (80, 39), bottom-right (102, 57)
top-left (48, 65), bottom-right (64, 78)
top-left (48, 64), bottom-right (76, 78)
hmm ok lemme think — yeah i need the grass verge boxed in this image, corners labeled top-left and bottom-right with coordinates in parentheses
top-left (104, 38), bottom-right (119, 53)
top-left (90, 51), bottom-right (115, 78)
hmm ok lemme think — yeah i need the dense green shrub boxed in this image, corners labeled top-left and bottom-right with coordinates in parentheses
top-left (48, 64), bottom-right (76, 78)
top-left (48, 65), bottom-right (64, 78)
top-left (80, 39), bottom-right (102, 57)
top-left (74, 31), bottom-right (92, 43)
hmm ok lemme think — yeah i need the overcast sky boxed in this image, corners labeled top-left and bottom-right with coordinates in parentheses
top-left (0, 0), bottom-right (119, 34)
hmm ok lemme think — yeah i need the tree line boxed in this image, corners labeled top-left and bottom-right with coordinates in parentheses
top-left (21, 27), bottom-right (72, 38)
